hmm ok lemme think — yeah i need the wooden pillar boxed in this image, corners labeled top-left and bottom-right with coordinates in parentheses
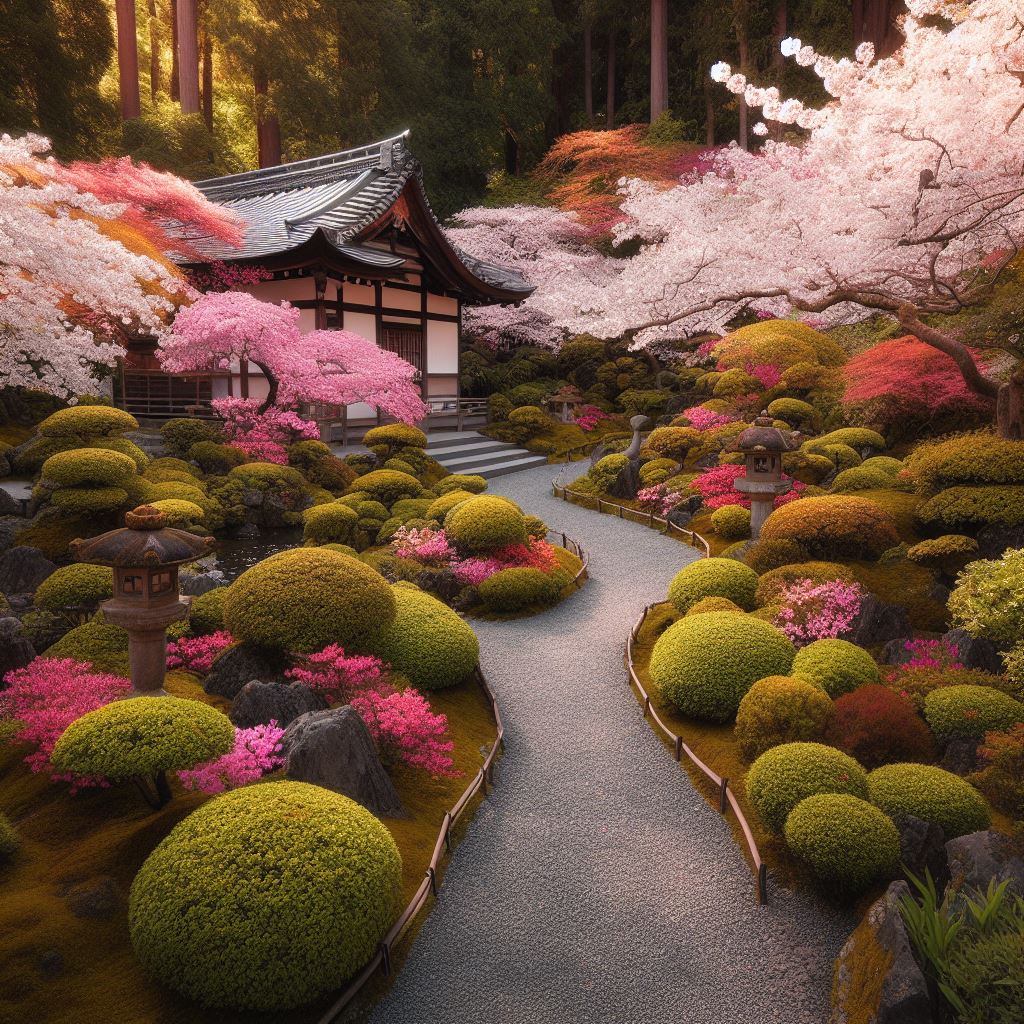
top-left (148, 0), bottom-right (160, 101)
top-left (650, 0), bottom-right (668, 122)
top-left (202, 30), bottom-right (214, 130)
top-left (116, 0), bottom-right (141, 119)
top-left (314, 271), bottom-right (328, 330)
top-left (176, 0), bottom-right (200, 114)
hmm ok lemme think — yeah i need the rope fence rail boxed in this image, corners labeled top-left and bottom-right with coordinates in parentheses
top-left (317, 665), bottom-right (505, 1024)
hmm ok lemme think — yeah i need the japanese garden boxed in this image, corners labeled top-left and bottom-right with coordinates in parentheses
top-left (2, 1), bottom-right (1024, 1022)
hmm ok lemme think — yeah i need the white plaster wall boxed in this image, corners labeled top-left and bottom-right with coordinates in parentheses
top-left (427, 320), bottom-right (459, 374)
top-left (344, 311), bottom-right (377, 343)
top-left (427, 293), bottom-right (458, 316)
top-left (248, 278), bottom-right (313, 304)
top-left (381, 286), bottom-right (420, 312)
top-left (342, 283), bottom-right (376, 307)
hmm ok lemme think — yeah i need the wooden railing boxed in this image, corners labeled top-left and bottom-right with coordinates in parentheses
top-left (117, 369), bottom-right (229, 419)
top-left (552, 529), bottom-right (589, 589)
top-left (318, 398), bottom-right (491, 446)
top-left (626, 605), bottom-right (768, 905)
top-left (316, 665), bottom-right (504, 1024)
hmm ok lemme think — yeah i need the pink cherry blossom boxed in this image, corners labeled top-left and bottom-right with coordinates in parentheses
top-left (774, 579), bottom-right (865, 646)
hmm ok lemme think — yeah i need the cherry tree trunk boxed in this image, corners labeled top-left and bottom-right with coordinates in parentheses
top-left (148, 0), bottom-right (160, 100)
top-left (170, 0), bottom-right (180, 101)
top-left (255, 68), bottom-right (282, 168)
top-left (584, 21), bottom-right (593, 121)
top-left (650, 0), bottom-right (668, 122)
top-left (202, 30), bottom-right (214, 130)
top-left (736, 15), bottom-right (750, 150)
top-left (176, 0), bottom-right (200, 114)
top-left (772, 0), bottom-right (786, 70)
top-left (997, 380), bottom-right (1024, 440)
top-left (116, 0), bottom-right (141, 119)
top-left (606, 31), bottom-right (616, 128)
top-left (705, 82), bottom-right (715, 145)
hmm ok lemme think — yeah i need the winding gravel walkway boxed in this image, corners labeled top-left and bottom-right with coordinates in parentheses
top-left (370, 463), bottom-right (851, 1024)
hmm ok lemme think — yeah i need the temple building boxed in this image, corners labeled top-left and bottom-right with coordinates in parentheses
top-left (117, 131), bottom-right (533, 437)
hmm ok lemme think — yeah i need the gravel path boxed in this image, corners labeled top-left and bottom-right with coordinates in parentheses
top-left (369, 462), bottom-right (851, 1024)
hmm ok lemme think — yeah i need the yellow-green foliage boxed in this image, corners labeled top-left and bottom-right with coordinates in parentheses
top-left (685, 597), bottom-right (743, 616)
top-left (426, 490), bottom-right (475, 521)
top-left (650, 612), bottom-right (795, 722)
top-left (713, 368), bottom-right (760, 398)
top-left (907, 535), bottom-right (979, 575)
top-left (436, 474), bottom-right (488, 495)
top-left (667, 557), bottom-right (759, 613)
top-left (766, 398), bottom-right (819, 428)
top-left (302, 501), bottom-right (358, 544)
top-left (645, 426), bottom-right (701, 461)
top-left (347, 469), bottom-right (424, 504)
top-left (862, 456), bottom-right (904, 476)
top-left (793, 639), bottom-right (880, 697)
top-left (366, 583), bottom-right (479, 690)
top-left (709, 504), bottom-right (751, 540)
top-left (923, 685), bottom-right (1024, 743)
top-left (41, 449), bottom-right (137, 487)
top-left (589, 453), bottom-right (629, 491)
top-left (754, 561), bottom-right (856, 606)
top-left (867, 763), bottom-right (990, 838)
top-left (783, 451), bottom-right (836, 485)
top-left (225, 548), bottom-right (396, 653)
top-left (150, 499), bottom-right (206, 528)
top-left (189, 587), bottom-right (227, 634)
top-left (33, 564), bottom-right (113, 612)
top-left (784, 794), bottom-right (899, 893)
top-left (948, 548), bottom-right (1024, 648)
top-left (760, 496), bottom-right (900, 559)
top-left (145, 480), bottom-right (208, 503)
top-left (478, 567), bottom-right (560, 613)
top-left (507, 405), bottom-right (549, 432)
top-left (144, 465), bottom-right (201, 485)
top-left (38, 405), bottom-right (138, 438)
top-left (746, 741), bottom-right (868, 831)
top-left (189, 441), bottom-right (246, 474)
top-left (805, 442), bottom-right (863, 470)
top-left (383, 458), bottom-right (416, 476)
top-left (148, 457), bottom-right (202, 478)
top-left (128, 782), bottom-right (401, 1011)
top-left (87, 437), bottom-right (149, 471)
top-left (159, 418), bottom-right (223, 456)
top-left (744, 538), bottom-right (807, 574)
top-left (51, 486), bottom-right (129, 514)
top-left (917, 485), bottom-right (1024, 529)
top-left (228, 462), bottom-right (307, 489)
top-left (363, 423), bottom-right (428, 451)
top-left (903, 433), bottom-right (1024, 493)
top-left (51, 697), bottom-right (235, 779)
top-left (812, 428), bottom-right (887, 451)
top-left (735, 676), bottom-right (835, 761)
top-left (523, 514), bottom-right (548, 539)
top-left (0, 812), bottom-right (18, 859)
top-left (832, 466), bottom-right (898, 492)
top-left (446, 495), bottom-right (528, 552)
top-left (391, 498), bottom-right (433, 521)
top-left (716, 320), bottom-right (846, 369)
top-left (639, 458), bottom-right (679, 487)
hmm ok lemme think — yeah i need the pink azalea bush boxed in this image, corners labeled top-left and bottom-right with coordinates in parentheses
top-left (350, 689), bottom-right (457, 777)
top-left (0, 657), bottom-right (130, 787)
top-left (392, 526), bottom-right (455, 563)
top-left (636, 484), bottom-right (685, 517)
top-left (452, 557), bottom-right (504, 586)
top-left (744, 362), bottom-right (783, 389)
top-left (774, 578), bottom-right (865, 647)
top-left (691, 464), bottom-right (804, 510)
top-left (212, 397), bottom-right (320, 464)
top-left (177, 722), bottom-right (286, 794)
top-left (166, 631), bottom-right (235, 675)
top-left (681, 405), bottom-right (735, 431)
top-left (575, 404), bottom-right (611, 431)
top-left (286, 645), bottom-right (388, 704)
top-left (902, 638), bottom-right (964, 671)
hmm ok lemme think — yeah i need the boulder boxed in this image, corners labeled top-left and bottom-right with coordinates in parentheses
top-left (946, 830), bottom-right (1024, 899)
top-left (203, 643), bottom-right (286, 700)
top-left (899, 816), bottom-right (949, 893)
top-left (0, 489), bottom-right (19, 517)
top-left (229, 679), bottom-right (325, 729)
top-left (0, 546), bottom-right (56, 597)
top-left (235, 522), bottom-right (260, 539)
top-left (241, 489), bottom-right (264, 508)
top-left (66, 876), bottom-right (123, 920)
top-left (282, 706), bottom-right (405, 818)
top-left (848, 595), bottom-right (912, 647)
top-left (940, 737), bottom-right (979, 776)
top-left (666, 508), bottom-right (693, 531)
top-left (880, 638), bottom-right (915, 666)
top-left (179, 571), bottom-right (226, 597)
top-left (0, 518), bottom-right (18, 554)
top-left (0, 617), bottom-right (35, 682)
top-left (976, 523), bottom-right (1024, 559)
top-left (830, 880), bottom-right (932, 1024)
top-left (941, 628), bottom-right (1004, 675)
top-left (608, 459), bottom-right (642, 500)
top-left (416, 568), bottom-right (463, 605)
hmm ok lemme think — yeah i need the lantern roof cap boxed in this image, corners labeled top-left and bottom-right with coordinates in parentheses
top-left (728, 412), bottom-right (802, 454)
top-left (547, 385), bottom-right (585, 404)
top-left (69, 506), bottom-right (215, 568)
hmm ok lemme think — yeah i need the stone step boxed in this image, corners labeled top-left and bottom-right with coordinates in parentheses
top-left (424, 430), bottom-right (488, 449)
top-left (432, 447), bottom-right (538, 473)
top-left (462, 454), bottom-right (550, 479)
top-left (427, 439), bottom-right (521, 459)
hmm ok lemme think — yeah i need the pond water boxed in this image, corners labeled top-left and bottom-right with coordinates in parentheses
top-left (208, 526), bottom-right (304, 581)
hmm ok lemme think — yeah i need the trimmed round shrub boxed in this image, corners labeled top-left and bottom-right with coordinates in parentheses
top-left (832, 466), bottom-right (897, 492)
top-left (189, 587), bottom-right (227, 634)
top-left (793, 639), bottom-right (880, 697)
top-left (41, 448), bottom-right (137, 487)
top-left (754, 561), bottom-right (856, 606)
top-left (45, 619), bottom-right (128, 669)
top-left (189, 441), bottom-right (246, 474)
top-left (382, 458), bottom-right (416, 476)
top-left (51, 486), bottom-right (129, 514)
top-left (0, 812), bottom-right (18, 859)
top-left (867, 763), bottom-right (991, 837)
top-left (146, 481), bottom-right (208, 504)
top-left (828, 684), bottom-right (937, 768)
top-left (861, 456), bottom-right (904, 476)
top-left (766, 397), bottom-right (818, 428)
top-left (685, 596), bottom-right (743, 616)
top-left (746, 741), bottom-right (869, 831)
top-left (650, 612), bottom-right (795, 722)
top-left (923, 685), bottom-right (1024, 744)
top-left (917, 486), bottom-right (1024, 529)
top-left (225, 548), bottom-right (396, 653)
top-left (709, 504), bottom-right (751, 540)
top-left (150, 499), bottom-right (206, 528)
top-left (667, 557), bottom-right (759, 614)
top-left (34, 564), bottom-right (113, 612)
top-left (446, 495), bottom-right (527, 552)
top-left (391, 498), bottom-right (433, 521)
top-left (735, 676), bottom-right (835, 761)
top-left (807, 442), bottom-right (863, 470)
top-left (436, 474), bottom-right (488, 495)
top-left (88, 437), bottom-right (149, 471)
top-left (523, 514), bottom-right (548, 539)
top-left (426, 490), bottom-right (474, 521)
top-left (128, 782), bottom-right (401, 1010)
top-left (363, 423), bottom-right (428, 451)
top-left (479, 567), bottom-right (559, 612)
top-left (784, 794), bottom-right (899, 893)
top-left (51, 697), bottom-right (235, 779)
top-left (160, 417), bottom-right (223, 456)
top-left (760, 496), bottom-right (900, 560)
top-left (346, 469), bottom-right (424, 505)
top-left (507, 405), bottom-right (549, 433)
top-left (366, 584), bottom-right (478, 690)
top-left (644, 426), bottom-right (701, 461)
top-left (903, 433), bottom-right (1024, 492)
top-left (783, 451), bottom-right (837, 485)
top-left (812, 428), bottom-right (887, 452)
top-left (39, 405), bottom-right (138, 438)
top-left (639, 458), bottom-right (679, 487)
top-left (302, 501), bottom-right (358, 544)
top-left (589, 453), bottom-right (629, 491)
top-left (906, 535), bottom-right (979, 576)
top-left (744, 538), bottom-right (807, 574)
top-left (228, 462), bottom-right (307, 489)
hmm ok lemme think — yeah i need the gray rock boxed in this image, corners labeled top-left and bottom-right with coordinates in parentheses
top-left (179, 570), bottom-right (226, 597)
top-left (66, 876), bottom-right (123, 919)
top-left (607, 459), bottom-right (641, 500)
top-left (946, 830), bottom-right (1024, 899)
top-left (666, 508), bottom-right (693, 531)
top-left (229, 679), bottom-right (325, 729)
top-left (848, 595), bottom-right (911, 646)
top-left (235, 522), bottom-right (260, 539)
top-left (0, 518), bottom-right (18, 553)
top-left (941, 628), bottom-right (1004, 675)
top-left (926, 581), bottom-right (951, 605)
top-left (623, 415), bottom-right (651, 459)
top-left (829, 881), bottom-right (932, 1024)
top-left (283, 706), bottom-right (405, 818)
top-left (0, 490), bottom-right (19, 516)
top-left (880, 637), bottom-right (915, 666)
top-left (940, 737), bottom-right (979, 776)
top-left (241, 488), bottom-right (264, 508)
top-left (899, 816), bottom-right (949, 893)
top-left (0, 546), bottom-right (56, 596)
top-left (0, 616), bottom-right (35, 682)
top-left (203, 643), bottom-right (286, 700)
top-left (976, 523), bottom-right (1024, 559)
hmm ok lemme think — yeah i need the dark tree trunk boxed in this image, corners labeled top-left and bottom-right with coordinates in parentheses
top-left (735, 11), bottom-right (750, 150)
top-left (584, 20), bottom-right (593, 121)
top-left (504, 129), bottom-right (520, 176)
top-left (650, 0), bottom-right (668, 121)
top-left (176, 0), bottom-right (200, 113)
top-left (253, 360), bottom-right (280, 412)
top-left (606, 31), bottom-right (616, 128)
top-left (201, 29), bottom-right (213, 129)
top-left (772, 0), bottom-right (786, 70)
top-left (170, 0), bottom-right (180, 101)
top-left (254, 68), bottom-right (281, 168)
top-left (705, 81), bottom-right (715, 146)
top-left (116, 0), bottom-right (141, 119)
top-left (997, 378), bottom-right (1024, 440)
top-left (853, 0), bottom-right (906, 57)
top-left (148, 0), bottom-right (160, 101)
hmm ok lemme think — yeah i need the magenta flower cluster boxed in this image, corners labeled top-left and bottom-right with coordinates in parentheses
top-left (177, 721), bottom-right (286, 794)
top-left (681, 405), bottom-right (735, 431)
top-left (286, 644), bottom-right (387, 704)
top-left (774, 578), bottom-right (865, 646)
top-left (744, 362), bottom-right (783, 389)
top-left (392, 526), bottom-right (455, 563)
top-left (166, 631), bottom-right (235, 675)
top-left (575, 404), bottom-right (611, 432)
top-left (692, 464), bottom-right (805, 510)
top-left (902, 638), bottom-right (965, 671)
top-left (636, 484), bottom-right (684, 516)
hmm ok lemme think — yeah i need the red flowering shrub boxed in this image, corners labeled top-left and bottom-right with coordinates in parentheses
top-left (166, 631), bottom-right (235, 675)
top-left (692, 464), bottom-right (805, 511)
top-left (827, 684), bottom-right (937, 768)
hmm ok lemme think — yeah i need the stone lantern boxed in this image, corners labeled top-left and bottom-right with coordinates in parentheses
top-left (728, 413), bottom-right (801, 539)
top-left (69, 506), bottom-right (215, 697)
top-left (545, 385), bottom-right (585, 424)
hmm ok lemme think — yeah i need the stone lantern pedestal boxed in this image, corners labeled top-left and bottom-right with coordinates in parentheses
top-left (99, 598), bottom-right (191, 697)
top-left (734, 475), bottom-right (793, 539)
top-left (727, 413), bottom-right (802, 540)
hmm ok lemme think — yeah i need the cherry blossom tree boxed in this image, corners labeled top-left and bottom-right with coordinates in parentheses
top-left (543, 0), bottom-right (1024, 436)
top-left (0, 134), bottom-right (188, 398)
top-left (162, 290), bottom-right (428, 422)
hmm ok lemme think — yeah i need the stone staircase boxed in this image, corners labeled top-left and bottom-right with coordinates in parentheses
top-left (425, 431), bottom-right (549, 480)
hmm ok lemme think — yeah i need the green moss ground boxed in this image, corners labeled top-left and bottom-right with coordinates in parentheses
top-left (0, 672), bottom-right (498, 1024)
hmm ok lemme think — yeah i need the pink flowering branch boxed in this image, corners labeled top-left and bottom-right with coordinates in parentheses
top-left (177, 722), bottom-right (286, 793)
top-left (166, 631), bottom-right (236, 675)
top-left (285, 645), bottom-right (389, 705)
top-left (774, 578), bottom-right (865, 646)
top-left (350, 688), bottom-right (458, 777)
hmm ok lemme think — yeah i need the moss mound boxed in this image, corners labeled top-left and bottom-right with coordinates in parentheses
top-left (41, 448), bottom-right (137, 488)
top-left (667, 557), bottom-right (759, 614)
top-left (347, 469), bottom-right (424, 504)
top-left (760, 496), bottom-right (900, 559)
top-left (478, 567), bottom-right (560, 612)
top-left (128, 782), bottom-right (401, 1010)
top-left (38, 405), bottom-right (138, 438)
top-left (446, 495), bottom-right (528, 552)
top-left (33, 564), bottom-right (113, 613)
top-left (793, 639), bottom-right (880, 697)
top-left (735, 676), bottom-right (835, 761)
top-left (188, 587), bottom-right (227, 634)
top-left (302, 501), bottom-right (358, 544)
top-left (867, 763), bottom-right (990, 838)
top-left (923, 685), bottom-right (1024, 743)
